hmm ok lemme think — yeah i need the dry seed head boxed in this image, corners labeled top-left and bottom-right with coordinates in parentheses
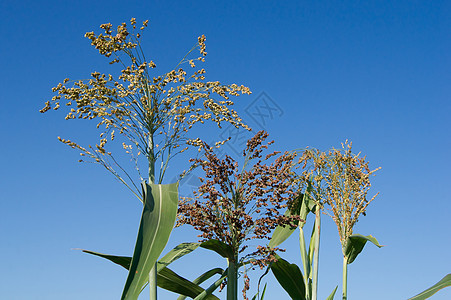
top-left (299, 141), bottom-right (380, 250)
top-left (178, 131), bottom-right (302, 270)
top-left (42, 18), bottom-right (251, 193)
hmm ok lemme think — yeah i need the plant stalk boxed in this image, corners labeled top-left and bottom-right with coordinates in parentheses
top-left (342, 256), bottom-right (348, 300)
top-left (148, 133), bottom-right (157, 300)
top-left (311, 207), bottom-right (321, 300)
top-left (149, 265), bottom-right (157, 300)
top-left (227, 257), bottom-right (238, 300)
top-left (299, 225), bottom-right (311, 300)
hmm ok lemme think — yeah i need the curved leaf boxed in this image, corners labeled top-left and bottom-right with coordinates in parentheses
top-left (81, 248), bottom-right (223, 299)
top-left (192, 268), bottom-right (224, 285)
top-left (177, 268), bottom-right (224, 300)
top-left (121, 181), bottom-right (179, 300)
top-left (344, 234), bottom-right (383, 264)
top-left (157, 242), bottom-right (201, 272)
top-left (194, 269), bottom-right (228, 300)
top-left (82, 242), bottom-right (201, 273)
top-left (200, 239), bottom-right (234, 259)
top-left (269, 193), bottom-right (314, 249)
top-left (82, 249), bottom-right (131, 270)
top-left (158, 267), bottom-right (219, 300)
top-left (271, 256), bottom-right (306, 300)
top-left (408, 274), bottom-right (451, 300)
top-left (269, 209), bottom-right (299, 249)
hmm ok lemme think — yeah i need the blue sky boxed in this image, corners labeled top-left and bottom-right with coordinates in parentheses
top-left (0, 0), bottom-right (450, 299)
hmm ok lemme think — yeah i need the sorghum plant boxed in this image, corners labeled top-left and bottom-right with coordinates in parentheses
top-left (41, 18), bottom-right (251, 300)
top-left (318, 141), bottom-right (379, 247)
top-left (292, 149), bottom-right (329, 300)
top-left (177, 131), bottom-right (301, 300)
top-left (300, 141), bottom-right (381, 300)
top-left (41, 18), bottom-right (250, 197)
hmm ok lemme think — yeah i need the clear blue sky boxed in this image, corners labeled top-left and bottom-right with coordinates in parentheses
top-left (0, 0), bottom-right (450, 299)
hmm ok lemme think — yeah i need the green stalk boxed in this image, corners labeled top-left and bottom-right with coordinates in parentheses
top-left (299, 225), bottom-right (310, 300)
top-left (342, 256), bottom-right (348, 300)
top-left (149, 266), bottom-right (157, 299)
top-left (227, 257), bottom-right (238, 300)
top-left (311, 208), bottom-right (321, 300)
top-left (148, 133), bottom-right (157, 300)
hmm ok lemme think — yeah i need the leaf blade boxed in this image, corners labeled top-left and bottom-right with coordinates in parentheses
top-left (121, 182), bottom-right (179, 300)
top-left (326, 286), bottom-right (338, 300)
top-left (158, 267), bottom-right (220, 300)
top-left (177, 268), bottom-right (224, 300)
top-left (270, 256), bottom-right (306, 300)
top-left (408, 274), bottom-right (451, 300)
top-left (200, 239), bottom-right (234, 259)
top-left (344, 234), bottom-right (383, 264)
top-left (157, 242), bottom-right (201, 272)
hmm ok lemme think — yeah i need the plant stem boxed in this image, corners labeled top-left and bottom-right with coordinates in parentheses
top-left (149, 265), bottom-right (157, 300)
top-left (311, 207), bottom-right (321, 300)
top-left (342, 256), bottom-right (348, 300)
top-left (148, 133), bottom-right (155, 184)
top-left (148, 133), bottom-right (157, 300)
top-left (299, 226), bottom-right (311, 300)
top-left (227, 257), bottom-right (238, 300)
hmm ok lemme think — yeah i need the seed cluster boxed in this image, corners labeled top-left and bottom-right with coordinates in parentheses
top-left (177, 131), bottom-right (302, 274)
top-left (298, 141), bottom-right (380, 251)
top-left (41, 18), bottom-right (251, 191)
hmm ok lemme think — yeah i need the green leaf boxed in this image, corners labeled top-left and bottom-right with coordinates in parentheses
top-left (200, 239), bottom-right (234, 259)
top-left (82, 249), bottom-right (131, 270)
top-left (271, 256), bottom-right (306, 300)
top-left (81, 248), bottom-right (223, 299)
top-left (251, 283), bottom-right (267, 300)
top-left (192, 268), bottom-right (224, 285)
top-left (269, 193), bottom-right (313, 249)
top-left (157, 267), bottom-right (220, 300)
top-left (269, 208), bottom-right (299, 249)
top-left (82, 242), bottom-right (201, 273)
top-left (326, 286), bottom-right (338, 300)
top-left (157, 242), bottom-right (201, 272)
top-left (121, 181), bottom-right (179, 300)
top-left (408, 274), bottom-right (451, 300)
top-left (177, 268), bottom-right (224, 300)
top-left (306, 218), bottom-right (317, 280)
top-left (344, 234), bottom-right (383, 264)
top-left (260, 283), bottom-right (267, 300)
top-left (193, 269), bottom-right (228, 300)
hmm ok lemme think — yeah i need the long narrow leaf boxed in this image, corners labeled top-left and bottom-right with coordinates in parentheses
top-left (121, 182), bottom-right (179, 300)
top-left (177, 268), bottom-right (224, 300)
top-left (344, 234), bottom-right (383, 264)
top-left (306, 214), bottom-right (318, 280)
top-left (252, 283), bottom-right (267, 300)
top-left (157, 267), bottom-right (219, 300)
top-left (326, 286), bottom-right (338, 300)
top-left (157, 242), bottom-right (201, 272)
top-left (408, 274), bottom-right (451, 300)
top-left (82, 242), bottom-right (201, 273)
top-left (268, 194), bottom-right (303, 249)
top-left (81, 246), bottom-right (222, 298)
top-left (194, 269), bottom-right (228, 300)
top-left (271, 256), bottom-right (306, 300)
top-left (82, 249), bottom-right (131, 270)
top-left (192, 268), bottom-right (224, 285)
